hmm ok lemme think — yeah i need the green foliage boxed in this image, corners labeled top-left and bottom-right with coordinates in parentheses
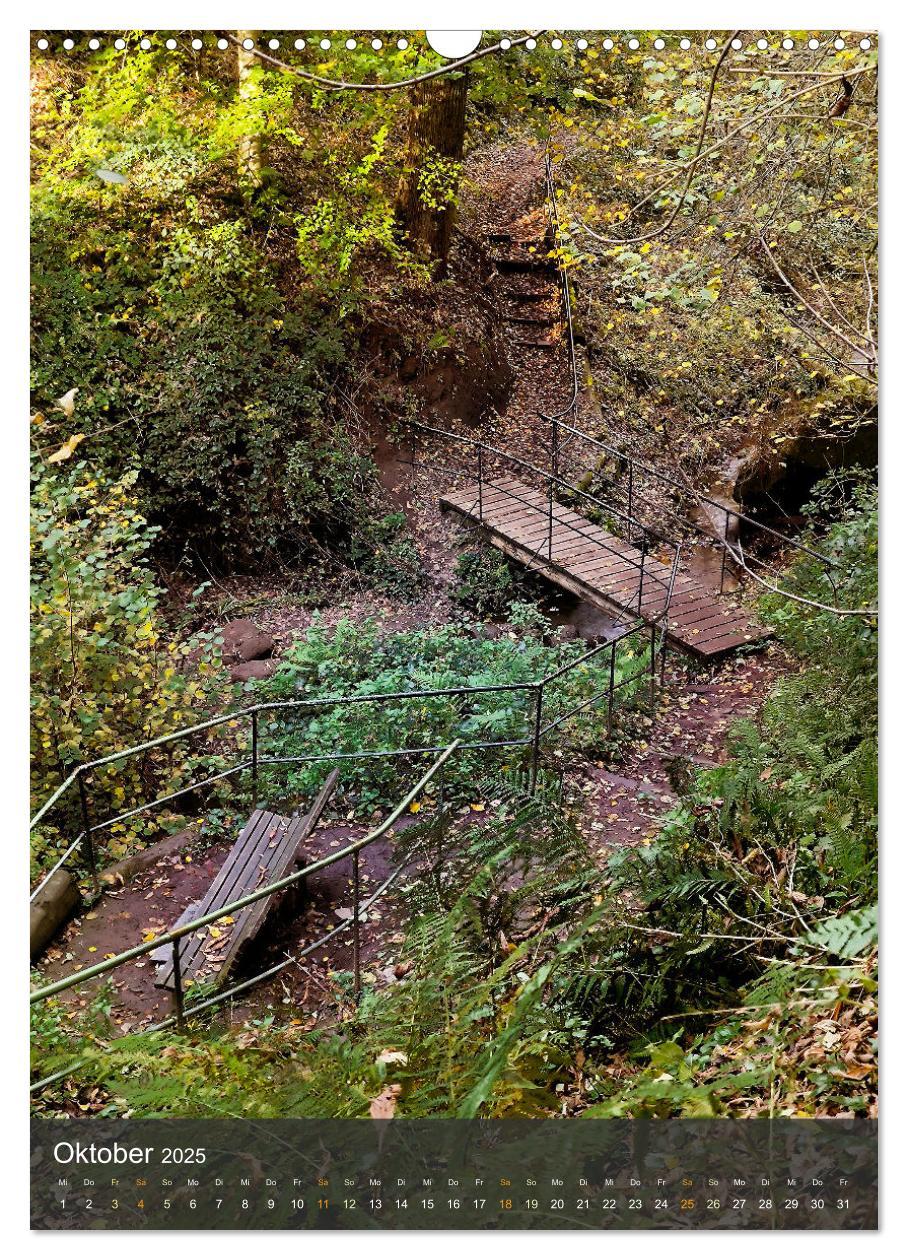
top-left (29, 45), bottom-right (421, 568)
top-left (453, 546), bottom-right (527, 617)
top-left (347, 511), bottom-right (427, 599)
top-left (29, 36), bottom-right (878, 1124)
top-left (31, 182), bottom-right (354, 565)
top-left (573, 489), bottom-right (878, 1116)
top-left (805, 906), bottom-right (877, 959)
top-left (295, 124), bottom-right (428, 314)
top-left (584, 952), bottom-right (877, 1119)
top-left (30, 458), bottom-right (225, 871)
top-left (254, 616), bottom-right (643, 807)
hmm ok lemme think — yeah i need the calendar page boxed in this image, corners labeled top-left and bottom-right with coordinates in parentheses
top-left (28, 24), bottom-right (879, 1232)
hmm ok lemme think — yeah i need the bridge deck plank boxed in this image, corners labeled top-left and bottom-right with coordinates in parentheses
top-left (441, 477), bottom-right (769, 658)
top-left (153, 771), bottom-right (340, 992)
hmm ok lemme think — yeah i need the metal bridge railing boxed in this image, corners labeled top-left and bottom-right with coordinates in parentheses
top-left (405, 420), bottom-right (683, 629)
top-left (552, 420), bottom-right (846, 604)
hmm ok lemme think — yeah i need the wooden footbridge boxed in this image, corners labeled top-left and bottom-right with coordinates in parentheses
top-left (440, 476), bottom-right (768, 660)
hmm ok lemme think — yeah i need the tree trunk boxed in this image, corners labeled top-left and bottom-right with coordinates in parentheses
top-left (395, 72), bottom-right (468, 276)
top-left (237, 30), bottom-right (262, 188)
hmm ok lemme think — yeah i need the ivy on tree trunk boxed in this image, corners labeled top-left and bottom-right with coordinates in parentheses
top-left (395, 72), bottom-right (468, 277)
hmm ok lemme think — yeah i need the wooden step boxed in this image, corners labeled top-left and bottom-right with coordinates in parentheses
top-left (501, 289), bottom-right (553, 302)
top-left (492, 256), bottom-right (552, 273)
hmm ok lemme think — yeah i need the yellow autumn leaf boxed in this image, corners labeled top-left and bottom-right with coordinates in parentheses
top-left (54, 387), bottom-right (78, 418)
top-left (47, 433), bottom-right (87, 464)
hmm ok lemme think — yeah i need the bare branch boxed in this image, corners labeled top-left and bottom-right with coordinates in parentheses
top-left (220, 30), bottom-right (542, 93)
top-left (760, 236), bottom-right (877, 369)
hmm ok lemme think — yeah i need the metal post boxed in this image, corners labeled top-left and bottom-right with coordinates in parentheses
top-left (720, 511), bottom-right (730, 593)
top-left (649, 624), bottom-right (657, 713)
top-left (352, 850), bottom-right (362, 1002)
top-left (627, 462), bottom-right (634, 541)
top-left (251, 710), bottom-right (258, 809)
top-left (529, 685), bottom-right (544, 795)
top-left (171, 939), bottom-right (186, 1032)
top-left (76, 769), bottom-right (99, 897)
top-left (549, 419), bottom-right (559, 562)
top-left (607, 641), bottom-right (616, 738)
top-left (477, 443), bottom-right (484, 522)
top-left (637, 536), bottom-right (647, 614)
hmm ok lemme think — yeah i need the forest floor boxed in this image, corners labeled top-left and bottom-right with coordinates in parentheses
top-left (35, 136), bottom-right (797, 1036)
top-left (40, 637), bottom-right (784, 1036)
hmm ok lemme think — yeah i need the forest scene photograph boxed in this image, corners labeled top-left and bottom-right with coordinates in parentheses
top-left (29, 28), bottom-right (878, 1130)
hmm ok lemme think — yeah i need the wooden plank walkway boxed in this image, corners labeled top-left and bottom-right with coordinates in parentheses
top-left (440, 477), bottom-right (769, 659)
top-left (153, 771), bottom-right (339, 991)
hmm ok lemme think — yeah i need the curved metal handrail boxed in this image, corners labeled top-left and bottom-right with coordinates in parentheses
top-left (30, 620), bottom-right (654, 896)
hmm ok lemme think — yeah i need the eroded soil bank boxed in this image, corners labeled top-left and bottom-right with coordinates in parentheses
top-left (35, 137), bottom-right (801, 1036)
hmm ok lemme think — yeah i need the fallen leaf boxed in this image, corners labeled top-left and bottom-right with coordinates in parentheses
top-left (54, 387), bottom-right (78, 418)
top-left (369, 1083), bottom-right (402, 1119)
top-left (376, 1050), bottom-right (408, 1066)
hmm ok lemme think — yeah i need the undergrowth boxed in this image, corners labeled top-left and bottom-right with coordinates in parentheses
top-left (31, 483), bottom-right (877, 1121)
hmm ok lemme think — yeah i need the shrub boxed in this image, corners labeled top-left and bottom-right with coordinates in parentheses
top-left (454, 546), bottom-right (526, 617)
top-left (30, 457), bottom-right (225, 873)
top-left (347, 511), bottom-right (427, 599)
top-left (252, 614), bottom-right (645, 808)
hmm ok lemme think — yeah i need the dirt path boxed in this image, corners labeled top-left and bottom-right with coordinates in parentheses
top-left (34, 138), bottom-right (795, 1038)
top-left (567, 643), bottom-right (787, 858)
top-left (39, 817), bottom-right (427, 1034)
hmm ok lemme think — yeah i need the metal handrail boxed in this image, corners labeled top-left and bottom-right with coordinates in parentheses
top-left (27, 614), bottom-right (656, 1020)
top-left (28, 628), bottom-right (669, 1059)
top-left (406, 419), bottom-right (681, 643)
top-left (553, 419), bottom-right (844, 589)
top-left (30, 741), bottom-right (461, 1008)
top-left (29, 621), bottom-right (651, 896)
top-left (408, 421), bottom-right (677, 547)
